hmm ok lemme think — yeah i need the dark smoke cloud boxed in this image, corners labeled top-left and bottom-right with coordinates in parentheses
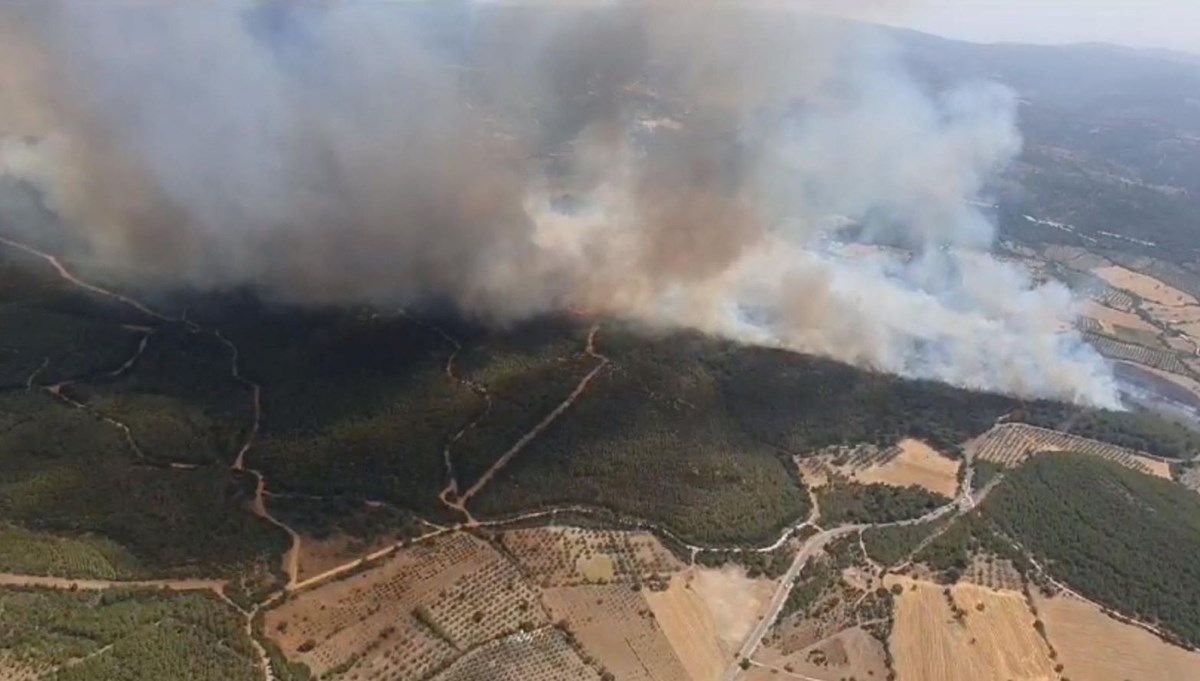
top-left (0, 1), bottom-right (1119, 405)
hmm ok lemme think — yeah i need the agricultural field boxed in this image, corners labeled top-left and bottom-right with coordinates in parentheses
top-left (957, 554), bottom-right (1023, 592)
top-left (264, 532), bottom-right (547, 678)
top-left (0, 587), bottom-right (260, 681)
top-left (841, 439), bottom-right (960, 497)
top-left (1091, 264), bottom-right (1198, 307)
top-left (542, 584), bottom-right (690, 681)
top-left (1093, 286), bottom-right (1137, 311)
top-left (971, 422), bottom-right (1171, 477)
top-left (683, 565), bottom-right (777, 655)
top-left (1036, 593), bottom-right (1200, 681)
top-left (431, 627), bottom-right (599, 681)
top-left (886, 575), bottom-right (1056, 681)
top-left (1085, 332), bottom-right (1191, 374)
top-left (748, 627), bottom-right (888, 681)
top-left (1082, 300), bottom-right (1159, 335)
top-left (642, 572), bottom-right (728, 681)
top-left (500, 527), bottom-right (682, 588)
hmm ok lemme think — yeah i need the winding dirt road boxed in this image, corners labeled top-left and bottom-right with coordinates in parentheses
top-left (403, 317), bottom-right (495, 512)
top-left (0, 236), bottom-right (292, 681)
top-left (0, 236), bottom-right (173, 322)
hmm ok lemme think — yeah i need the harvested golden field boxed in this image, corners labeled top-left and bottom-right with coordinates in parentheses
top-left (748, 627), bottom-right (888, 681)
top-left (501, 527), bottom-right (682, 588)
top-left (431, 627), bottom-right (600, 681)
top-left (1142, 300), bottom-right (1200, 339)
top-left (643, 572), bottom-right (727, 681)
top-left (264, 532), bottom-right (546, 679)
top-left (1036, 594), bottom-right (1200, 681)
top-left (543, 584), bottom-right (690, 681)
top-left (687, 565), bottom-right (775, 655)
top-left (887, 575), bottom-right (1056, 681)
top-left (1082, 300), bottom-right (1158, 333)
top-left (850, 438), bottom-right (960, 497)
top-left (1092, 265), bottom-right (1198, 306)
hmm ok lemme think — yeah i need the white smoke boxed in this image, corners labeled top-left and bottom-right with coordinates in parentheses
top-left (0, 1), bottom-right (1120, 406)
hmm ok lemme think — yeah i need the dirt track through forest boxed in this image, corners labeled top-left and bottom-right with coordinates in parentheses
top-left (5, 235), bottom-right (1184, 681)
top-left (0, 236), bottom-right (293, 681)
top-left (452, 323), bottom-right (610, 514)
top-left (401, 316), bottom-right (496, 513)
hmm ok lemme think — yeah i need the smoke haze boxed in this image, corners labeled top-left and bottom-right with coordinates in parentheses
top-left (0, 0), bottom-right (1120, 407)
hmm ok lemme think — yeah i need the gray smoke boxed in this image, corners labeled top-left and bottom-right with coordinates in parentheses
top-left (0, 0), bottom-right (1119, 406)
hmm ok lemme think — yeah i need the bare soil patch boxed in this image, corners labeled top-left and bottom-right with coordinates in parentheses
top-left (643, 572), bottom-right (726, 681)
top-left (293, 531), bottom-right (397, 584)
top-left (749, 628), bottom-right (888, 681)
top-left (1037, 593), bottom-right (1200, 681)
top-left (887, 575), bottom-right (1055, 681)
top-left (850, 439), bottom-right (960, 497)
top-left (686, 565), bottom-right (775, 655)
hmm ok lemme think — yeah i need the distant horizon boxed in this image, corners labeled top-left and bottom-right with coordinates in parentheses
top-left (877, 21), bottom-right (1200, 62)
top-left (870, 1), bottom-right (1200, 57)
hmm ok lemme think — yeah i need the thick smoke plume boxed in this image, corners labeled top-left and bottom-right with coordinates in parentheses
top-left (0, 1), bottom-right (1119, 406)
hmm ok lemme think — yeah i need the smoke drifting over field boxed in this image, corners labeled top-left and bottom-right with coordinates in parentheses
top-left (0, 1), bottom-right (1119, 406)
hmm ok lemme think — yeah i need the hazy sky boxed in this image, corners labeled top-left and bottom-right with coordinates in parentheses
top-left (881, 1), bottom-right (1200, 54)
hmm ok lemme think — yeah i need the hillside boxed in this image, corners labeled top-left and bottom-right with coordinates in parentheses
top-left (4, 8), bottom-right (1200, 681)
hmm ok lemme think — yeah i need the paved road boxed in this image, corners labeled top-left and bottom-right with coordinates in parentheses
top-left (719, 500), bottom-right (964, 681)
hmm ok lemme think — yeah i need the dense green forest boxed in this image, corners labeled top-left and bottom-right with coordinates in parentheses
top-left (0, 252), bottom-right (148, 390)
top-left (450, 318), bottom-right (597, 487)
top-left (265, 494), bottom-right (430, 544)
top-left (81, 330), bottom-right (252, 467)
top-left (471, 328), bottom-right (811, 545)
top-left (861, 518), bottom-right (950, 566)
top-left (817, 482), bottom-right (950, 526)
top-left (0, 587), bottom-right (260, 681)
top-left (981, 454), bottom-right (1200, 647)
top-left (0, 392), bottom-right (288, 580)
top-left (204, 305), bottom-right (485, 515)
top-left (722, 347), bottom-right (1017, 454)
top-left (1013, 401), bottom-right (1200, 460)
